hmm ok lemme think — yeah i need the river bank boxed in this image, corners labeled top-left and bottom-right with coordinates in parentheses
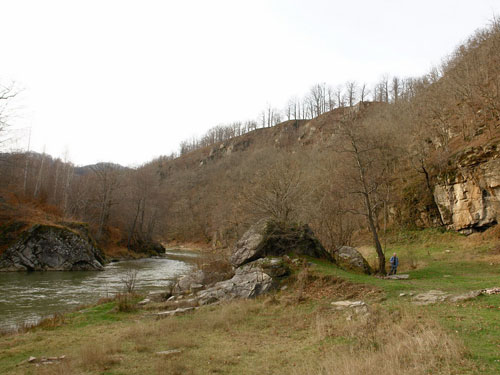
top-left (0, 249), bottom-right (200, 331)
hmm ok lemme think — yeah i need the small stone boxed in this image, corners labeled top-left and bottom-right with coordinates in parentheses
top-left (155, 349), bottom-right (183, 356)
top-left (280, 285), bottom-right (288, 291)
top-left (399, 293), bottom-right (406, 297)
top-left (445, 250), bottom-right (451, 253)
top-left (156, 307), bottom-right (194, 318)
top-left (28, 356), bottom-right (37, 363)
top-left (385, 274), bottom-right (409, 280)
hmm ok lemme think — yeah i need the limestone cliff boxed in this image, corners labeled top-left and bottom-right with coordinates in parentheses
top-left (0, 224), bottom-right (105, 271)
top-left (434, 141), bottom-right (500, 234)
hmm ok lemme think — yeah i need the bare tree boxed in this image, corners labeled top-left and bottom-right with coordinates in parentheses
top-left (0, 82), bottom-right (18, 149)
top-left (333, 112), bottom-right (393, 274)
top-left (240, 158), bottom-right (306, 225)
top-left (360, 83), bottom-right (370, 102)
top-left (90, 164), bottom-right (122, 240)
top-left (345, 81), bottom-right (358, 107)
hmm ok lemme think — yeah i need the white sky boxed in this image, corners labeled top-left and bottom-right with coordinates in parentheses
top-left (2, 0), bottom-right (500, 166)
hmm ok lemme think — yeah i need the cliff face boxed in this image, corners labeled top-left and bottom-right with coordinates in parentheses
top-left (0, 224), bottom-right (105, 271)
top-left (434, 142), bottom-right (500, 234)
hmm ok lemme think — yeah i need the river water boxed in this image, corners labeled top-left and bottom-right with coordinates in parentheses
top-left (0, 248), bottom-right (198, 331)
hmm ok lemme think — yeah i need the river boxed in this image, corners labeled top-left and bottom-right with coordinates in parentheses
top-left (0, 248), bottom-right (198, 331)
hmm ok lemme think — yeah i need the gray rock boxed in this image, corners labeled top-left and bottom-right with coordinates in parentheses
top-left (335, 246), bottom-right (372, 274)
top-left (230, 219), bottom-right (268, 267)
top-left (239, 257), bottom-right (290, 278)
top-left (155, 349), bottom-right (182, 356)
top-left (413, 290), bottom-right (449, 305)
top-left (482, 287), bottom-right (500, 295)
top-left (173, 270), bottom-right (206, 294)
top-left (448, 290), bottom-right (482, 302)
top-left (230, 220), bottom-right (333, 267)
top-left (331, 300), bottom-right (370, 319)
top-left (156, 307), bottom-right (195, 318)
top-left (385, 274), bottom-right (410, 280)
top-left (0, 224), bottom-right (105, 271)
top-left (412, 289), bottom-right (483, 305)
top-left (196, 266), bottom-right (275, 305)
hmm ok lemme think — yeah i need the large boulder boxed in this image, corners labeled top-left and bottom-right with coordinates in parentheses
top-left (230, 220), bottom-right (333, 267)
top-left (0, 224), bottom-right (105, 271)
top-left (196, 265), bottom-right (275, 305)
top-left (335, 246), bottom-right (372, 274)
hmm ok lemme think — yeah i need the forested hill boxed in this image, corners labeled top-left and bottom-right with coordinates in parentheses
top-left (1, 21), bottom-right (500, 256)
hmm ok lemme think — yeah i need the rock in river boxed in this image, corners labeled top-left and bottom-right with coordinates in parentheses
top-left (0, 224), bottom-right (105, 271)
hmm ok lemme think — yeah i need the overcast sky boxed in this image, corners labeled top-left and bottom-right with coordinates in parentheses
top-left (2, 0), bottom-right (500, 166)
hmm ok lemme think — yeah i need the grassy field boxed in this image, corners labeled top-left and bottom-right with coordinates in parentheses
top-left (0, 228), bottom-right (499, 374)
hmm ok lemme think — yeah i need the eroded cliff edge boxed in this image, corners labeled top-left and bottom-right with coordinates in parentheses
top-left (434, 140), bottom-right (500, 234)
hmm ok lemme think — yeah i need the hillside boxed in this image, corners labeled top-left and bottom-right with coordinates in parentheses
top-left (0, 21), bottom-right (499, 271)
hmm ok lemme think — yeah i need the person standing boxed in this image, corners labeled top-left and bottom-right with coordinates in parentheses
top-left (389, 252), bottom-right (399, 275)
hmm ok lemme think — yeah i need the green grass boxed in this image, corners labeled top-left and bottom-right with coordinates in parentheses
top-left (311, 227), bottom-right (500, 373)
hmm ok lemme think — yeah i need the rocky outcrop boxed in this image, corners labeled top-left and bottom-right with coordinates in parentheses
top-left (434, 143), bottom-right (500, 233)
top-left (157, 221), bottom-right (331, 311)
top-left (230, 220), bottom-right (333, 267)
top-left (0, 224), bottom-right (105, 271)
top-left (335, 246), bottom-right (372, 274)
top-left (196, 263), bottom-right (275, 305)
top-left (173, 270), bottom-right (207, 294)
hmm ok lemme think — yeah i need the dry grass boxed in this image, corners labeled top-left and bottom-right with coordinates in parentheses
top-left (78, 340), bottom-right (122, 371)
top-left (301, 307), bottom-right (471, 375)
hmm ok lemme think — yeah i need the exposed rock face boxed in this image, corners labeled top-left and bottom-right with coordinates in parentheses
top-left (230, 220), bottom-right (268, 267)
top-left (0, 224), bottom-right (105, 271)
top-left (230, 220), bottom-right (333, 267)
top-left (196, 263), bottom-right (275, 305)
top-left (434, 144), bottom-right (500, 233)
top-left (335, 246), bottom-right (372, 274)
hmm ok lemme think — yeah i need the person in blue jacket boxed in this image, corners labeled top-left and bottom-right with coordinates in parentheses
top-left (389, 252), bottom-right (399, 275)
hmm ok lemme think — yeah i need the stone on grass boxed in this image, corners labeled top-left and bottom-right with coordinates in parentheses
top-left (413, 290), bottom-right (449, 305)
top-left (155, 349), bottom-right (182, 356)
top-left (156, 307), bottom-right (195, 318)
top-left (335, 246), bottom-right (372, 274)
top-left (448, 290), bottom-right (482, 302)
top-left (385, 274), bottom-right (409, 280)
